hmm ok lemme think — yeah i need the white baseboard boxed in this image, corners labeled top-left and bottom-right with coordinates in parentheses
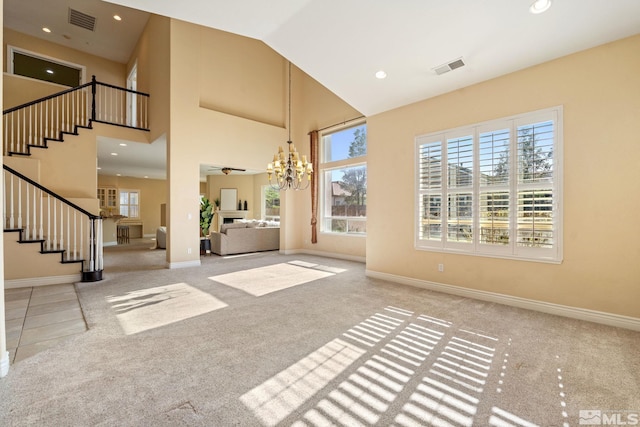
top-left (281, 249), bottom-right (366, 264)
top-left (5, 274), bottom-right (82, 289)
top-left (366, 269), bottom-right (640, 332)
top-left (103, 242), bottom-right (117, 247)
top-left (167, 260), bottom-right (201, 269)
top-left (0, 351), bottom-right (9, 378)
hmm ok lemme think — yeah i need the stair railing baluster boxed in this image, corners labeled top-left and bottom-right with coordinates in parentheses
top-left (32, 184), bottom-right (37, 239)
top-left (28, 105), bottom-right (32, 147)
top-left (46, 194), bottom-right (51, 250)
top-left (17, 110), bottom-right (26, 150)
top-left (17, 178), bottom-right (22, 230)
top-left (80, 215), bottom-right (84, 265)
top-left (59, 94), bottom-right (63, 134)
top-left (38, 188), bottom-right (43, 240)
top-left (53, 198), bottom-right (57, 250)
top-left (9, 173), bottom-right (14, 229)
top-left (10, 113), bottom-right (14, 154)
top-left (25, 184), bottom-right (30, 240)
top-left (58, 201), bottom-right (63, 254)
top-left (73, 211), bottom-right (77, 260)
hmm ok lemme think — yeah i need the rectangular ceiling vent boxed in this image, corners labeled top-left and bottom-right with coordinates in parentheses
top-left (433, 57), bottom-right (466, 76)
top-left (69, 8), bottom-right (97, 32)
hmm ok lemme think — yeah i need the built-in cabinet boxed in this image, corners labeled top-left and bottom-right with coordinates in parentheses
top-left (97, 187), bottom-right (117, 211)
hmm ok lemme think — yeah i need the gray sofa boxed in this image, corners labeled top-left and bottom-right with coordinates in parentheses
top-left (209, 221), bottom-right (280, 255)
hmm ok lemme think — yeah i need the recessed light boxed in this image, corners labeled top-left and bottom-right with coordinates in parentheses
top-left (45, 69), bottom-right (54, 74)
top-left (113, 15), bottom-right (122, 21)
top-left (97, 167), bottom-right (101, 170)
top-left (144, 176), bottom-right (149, 179)
top-left (529, 0), bottom-right (552, 14)
top-left (42, 27), bottom-right (51, 33)
top-left (116, 174), bottom-right (121, 177)
top-left (119, 143), bottom-right (127, 146)
top-left (111, 152), bottom-right (118, 156)
top-left (375, 70), bottom-right (387, 79)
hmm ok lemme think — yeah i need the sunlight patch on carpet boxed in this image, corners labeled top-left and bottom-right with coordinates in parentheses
top-left (240, 338), bottom-right (366, 426)
top-left (209, 262), bottom-right (334, 296)
top-left (107, 283), bottom-right (228, 335)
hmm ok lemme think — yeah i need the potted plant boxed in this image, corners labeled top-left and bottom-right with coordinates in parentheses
top-left (213, 197), bottom-right (220, 210)
top-left (200, 196), bottom-right (214, 236)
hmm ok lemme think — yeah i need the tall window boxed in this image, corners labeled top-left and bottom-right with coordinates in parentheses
top-left (119, 190), bottom-right (140, 218)
top-left (320, 123), bottom-right (367, 235)
top-left (262, 185), bottom-right (280, 221)
top-left (416, 107), bottom-right (562, 262)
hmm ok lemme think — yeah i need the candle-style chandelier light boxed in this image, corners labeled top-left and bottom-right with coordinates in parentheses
top-left (267, 62), bottom-right (312, 190)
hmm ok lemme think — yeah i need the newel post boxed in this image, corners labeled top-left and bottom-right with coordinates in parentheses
top-left (91, 75), bottom-right (97, 122)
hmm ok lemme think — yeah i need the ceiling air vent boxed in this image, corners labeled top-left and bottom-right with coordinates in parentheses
top-left (433, 57), bottom-right (466, 75)
top-left (68, 8), bottom-right (97, 32)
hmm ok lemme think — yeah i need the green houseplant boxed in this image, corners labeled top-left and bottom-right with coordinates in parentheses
top-left (200, 196), bottom-right (214, 236)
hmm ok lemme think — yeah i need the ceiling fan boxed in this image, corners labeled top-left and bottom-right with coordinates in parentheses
top-left (207, 166), bottom-right (246, 175)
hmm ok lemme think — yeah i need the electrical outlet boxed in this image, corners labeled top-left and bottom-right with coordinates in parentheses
top-left (438, 263), bottom-right (444, 272)
top-left (187, 248), bottom-right (192, 254)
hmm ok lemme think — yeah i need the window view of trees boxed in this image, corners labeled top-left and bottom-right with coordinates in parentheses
top-left (323, 124), bottom-right (367, 234)
top-left (263, 186), bottom-right (280, 221)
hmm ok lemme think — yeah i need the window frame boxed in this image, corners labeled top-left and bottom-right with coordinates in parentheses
top-left (415, 106), bottom-right (563, 263)
top-left (319, 121), bottom-right (367, 236)
top-left (7, 45), bottom-right (86, 87)
top-left (119, 189), bottom-right (141, 219)
top-left (261, 185), bottom-right (280, 222)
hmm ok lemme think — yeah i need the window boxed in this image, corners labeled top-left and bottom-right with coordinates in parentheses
top-left (8, 46), bottom-right (85, 87)
top-left (415, 107), bottom-right (562, 262)
top-left (119, 190), bottom-right (140, 218)
top-left (262, 185), bottom-right (280, 221)
top-left (320, 123), bottom-right (367, 235)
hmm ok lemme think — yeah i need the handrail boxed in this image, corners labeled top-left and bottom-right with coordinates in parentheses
top-left (2, 76), bottom-right (151, 115)
top-left (2, 82), bottom-right (92, 115)
top-left (95, 80), bottom-right (150, 96)
top-left (3, 164), bottom-right (99, 219)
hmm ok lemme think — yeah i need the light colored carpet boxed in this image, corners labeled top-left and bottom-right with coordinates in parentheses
top-left (0, 239), bottom-right (638, 426)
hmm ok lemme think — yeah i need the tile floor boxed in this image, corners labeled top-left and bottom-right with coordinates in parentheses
top-left (4, 284), bottom-right (87, 364)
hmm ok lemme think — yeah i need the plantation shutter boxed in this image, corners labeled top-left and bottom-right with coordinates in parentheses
top-left (417, 139), bottom-right (443, 242)
top-left (478, 128), bottom-right (510, 246)
top-left (516, 120), bottom-right (554, 249)
top-left (446, 135), bottom-right (473, 244)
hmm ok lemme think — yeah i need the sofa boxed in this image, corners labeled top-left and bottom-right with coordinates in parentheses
top-left (209, 221), bottom-right (280, 255)
top-left (156, 226), bottom-right (167, 249)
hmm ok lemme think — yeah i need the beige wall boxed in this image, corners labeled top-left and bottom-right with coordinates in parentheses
top-left (206, 173), bottom-right (255, 214)
top-left (98, 175), bottom-right (167, 236)
top-left (367, 34), bottom-right (640, 318)
top-left (127, 15), bottom-right (170, 143)
top-left (199, 27), bottom-right (285, 127)
top-left (166, 19), bottom-right (287, 266)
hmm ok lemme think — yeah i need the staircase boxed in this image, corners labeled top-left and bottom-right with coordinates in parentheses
top-left (3, 76), bottom-right (150, 282)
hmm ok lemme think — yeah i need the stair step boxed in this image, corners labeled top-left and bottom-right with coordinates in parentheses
top-left (61, 259), bottom-right (84, 264)
top-left (7, 151), bottom-right (31, 156)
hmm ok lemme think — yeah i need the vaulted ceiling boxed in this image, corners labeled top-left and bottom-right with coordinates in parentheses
top-left (5, 0), bottom-right (640, 179)
top-left (105, 0), bottom-right (640, 116)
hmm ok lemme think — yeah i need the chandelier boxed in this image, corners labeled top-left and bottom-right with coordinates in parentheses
top-left (267, 62), bottom-right (312, 190)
